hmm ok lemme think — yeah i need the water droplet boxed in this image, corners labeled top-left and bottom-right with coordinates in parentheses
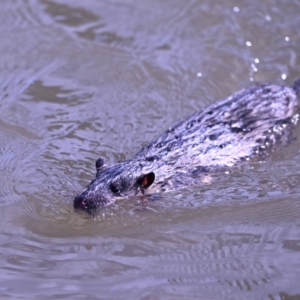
top-left (292, 114), bottom-right (299, 124)
top-left (246, 41), bottom-right (252, 47)
top-left (265, 15), bottom-right (271, 21)
top-left (233, 6), bottom-right (240, 12)
top-left (187, 121), bottom-right (194, 129)
top-left (251, 63), bottom-right (258, 72)
top-left (281, 73), bottom-right (287, 80)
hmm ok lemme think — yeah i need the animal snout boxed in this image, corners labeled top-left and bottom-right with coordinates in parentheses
top-left (73, 194), bottom-right (88, 210)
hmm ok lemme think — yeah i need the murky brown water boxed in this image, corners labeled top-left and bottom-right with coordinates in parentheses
top-left (1, 0), bottom-right (300, 299)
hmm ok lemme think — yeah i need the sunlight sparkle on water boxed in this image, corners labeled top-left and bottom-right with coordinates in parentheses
top-left (246, 41), bottom-right (252, 47)
top-left (281, 74), bottom-right (287, 80)
top-left (233, 6), bottom-right (240, 12)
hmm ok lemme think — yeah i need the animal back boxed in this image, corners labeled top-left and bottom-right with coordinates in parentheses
top-left (136, 83), bottom-right (300, 168)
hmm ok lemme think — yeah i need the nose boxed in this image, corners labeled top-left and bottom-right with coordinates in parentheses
top-left (73, 194), bottom-right (88, 210)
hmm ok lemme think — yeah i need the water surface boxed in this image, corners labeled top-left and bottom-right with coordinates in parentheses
top-left (0, 0), bottom-right (300, 299)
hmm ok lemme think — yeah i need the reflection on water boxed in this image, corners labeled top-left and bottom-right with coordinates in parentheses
top-left (0, 0), bottom-right (300, 299)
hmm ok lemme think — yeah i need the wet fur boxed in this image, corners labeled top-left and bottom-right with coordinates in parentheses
top-left (74, 80), bottom-right (300, 210)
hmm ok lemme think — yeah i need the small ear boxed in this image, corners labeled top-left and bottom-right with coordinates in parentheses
top-left (138, 172), bottom-right (155, 189)
top-left (95, 157), bottom-right (107, 175)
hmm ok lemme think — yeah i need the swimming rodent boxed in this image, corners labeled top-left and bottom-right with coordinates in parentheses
top-left (74, 79), bottom-right (300, 211)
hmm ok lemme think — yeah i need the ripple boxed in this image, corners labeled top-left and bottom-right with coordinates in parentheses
top-left (0, 0), bottom-right (300, 299)
top-left (41, 0), bottom-right (99, 27)
top-left (0, 0), bottom-right (44, 30)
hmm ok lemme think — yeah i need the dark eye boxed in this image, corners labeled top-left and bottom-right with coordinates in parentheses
top-left (110, 183), bottom-right (121, 195)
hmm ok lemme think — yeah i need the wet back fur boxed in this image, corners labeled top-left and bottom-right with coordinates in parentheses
top-left (74, 81), bottom-right (300, 209)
